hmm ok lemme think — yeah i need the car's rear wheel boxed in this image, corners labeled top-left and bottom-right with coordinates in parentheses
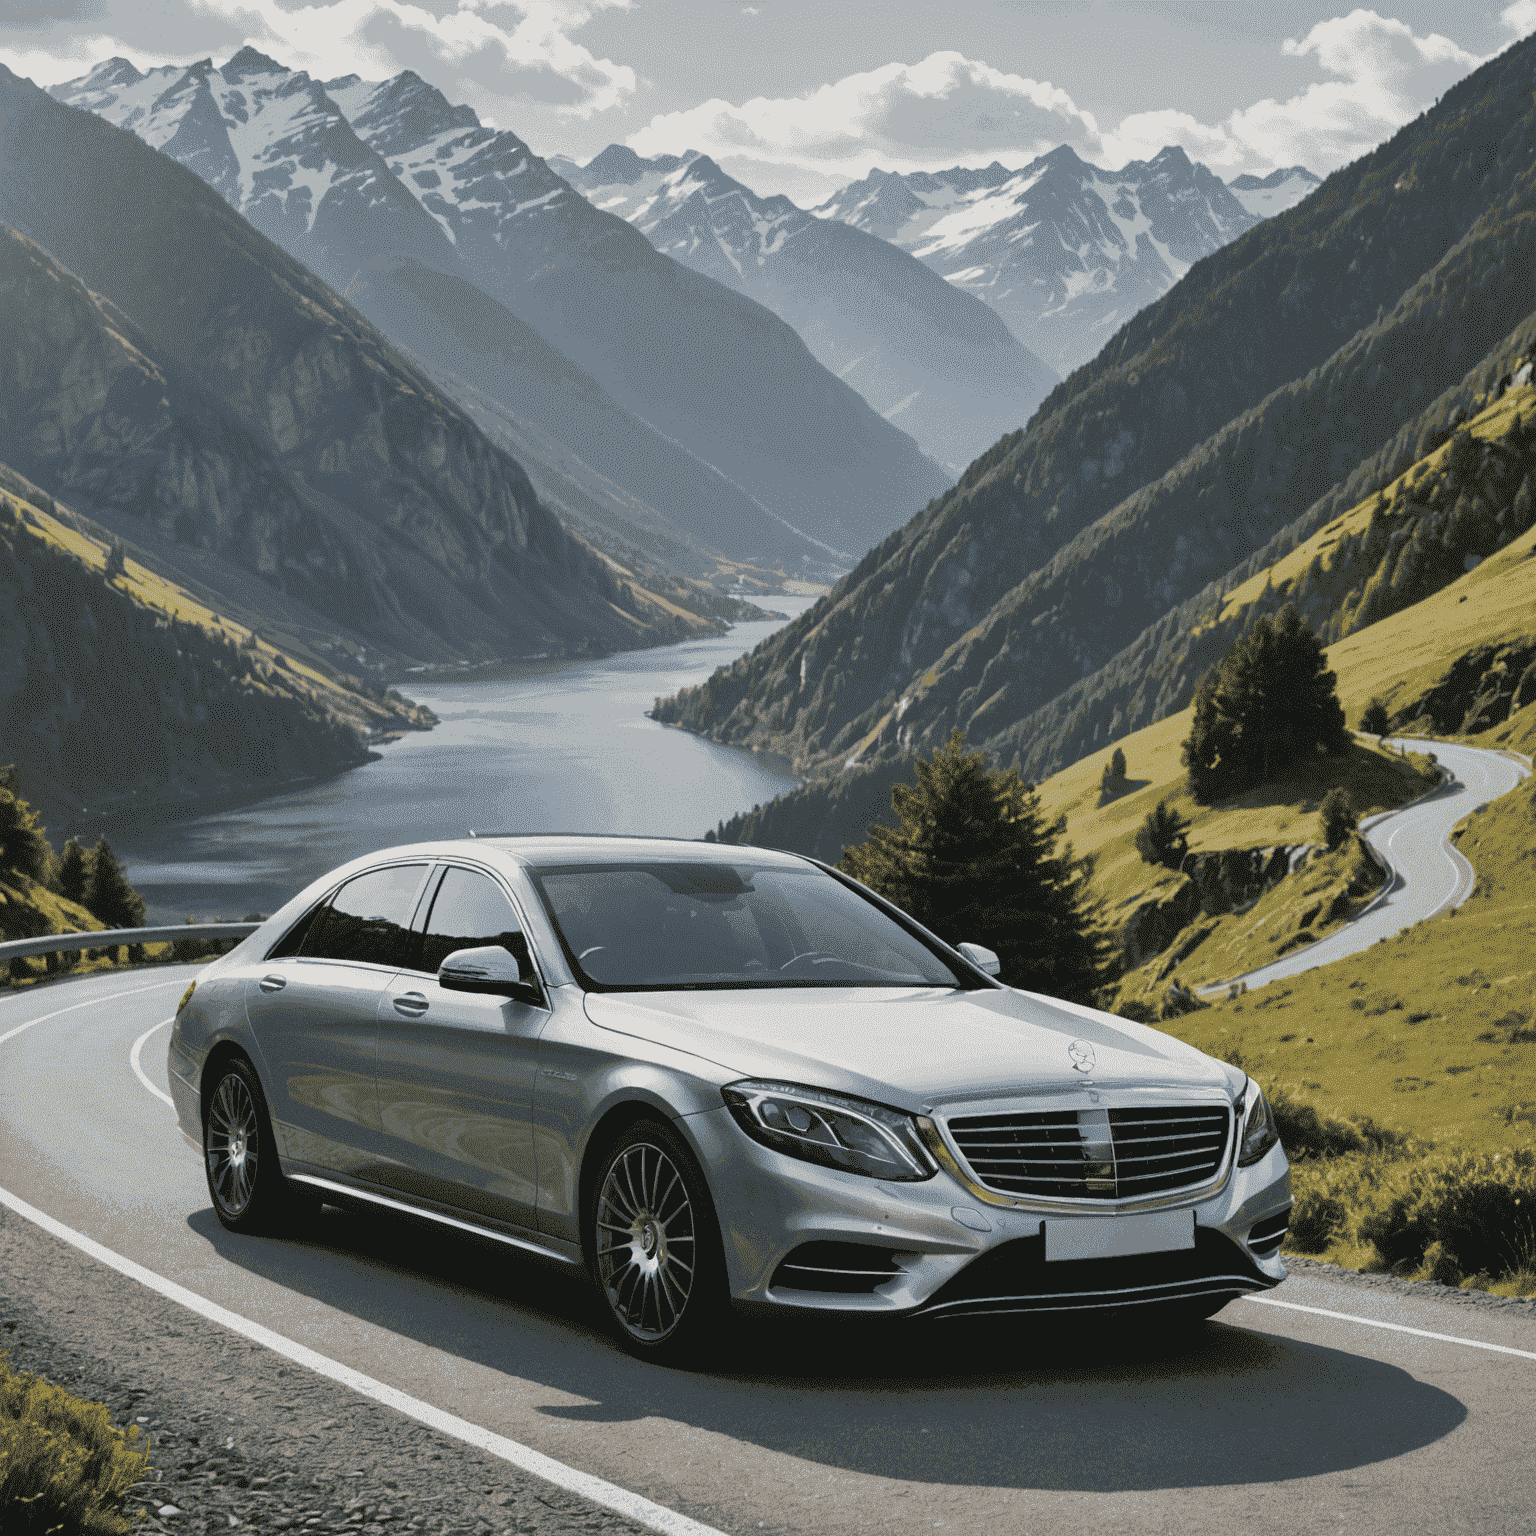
top-left (587, 1119), bottom-right (728, 1366)
top-left (204, 1057), bottom-right (310, 1233)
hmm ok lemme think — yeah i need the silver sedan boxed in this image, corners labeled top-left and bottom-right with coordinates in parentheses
top-left (168, 836), bottom-right (1291, 1363)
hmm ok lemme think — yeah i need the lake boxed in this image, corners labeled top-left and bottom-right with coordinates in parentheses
top-left (116, 599), bottom-right (818, 925)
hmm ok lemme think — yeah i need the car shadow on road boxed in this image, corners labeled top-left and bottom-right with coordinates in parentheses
top-left (189, 1202), bottom-right (1466, 1493)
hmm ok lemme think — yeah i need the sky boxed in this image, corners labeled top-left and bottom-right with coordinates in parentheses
top-left (3, 2), bottom-right (1532, 206)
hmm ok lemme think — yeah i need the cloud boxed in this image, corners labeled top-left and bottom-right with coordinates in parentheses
top-left (628, 11), bottom-right (1488, 198)
top-left (0, 0), bottom-right (636, 120)
top-left (1503, 1), bottom-right (1536, 37)
top-left (629, 51), bottom-right (1103, 181)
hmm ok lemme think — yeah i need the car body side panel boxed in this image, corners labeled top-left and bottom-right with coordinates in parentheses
top-left (530, 987), bottom-right (736, 1247)
top-left (244, 957), bottom-right (394, 1174)
top-left (369, 971), bottom-right (547, 1229)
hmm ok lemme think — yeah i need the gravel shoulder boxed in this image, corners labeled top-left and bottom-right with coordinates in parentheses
top-left (0, 1205), bottom-right (649, 1536)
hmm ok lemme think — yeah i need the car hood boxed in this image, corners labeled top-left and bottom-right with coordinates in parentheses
top-left (583, 985), bottom-right (1234, 1113)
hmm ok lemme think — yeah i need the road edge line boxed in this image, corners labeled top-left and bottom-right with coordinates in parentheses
top-left (1240, 1293), bottom-right (1536, 1359)
top-left (0, 978), bottom-right (186, 1045)
top-left (0, 1184), bottom-right (730, 1536)
top-left (130, 1017), bottom-right (175, 1107)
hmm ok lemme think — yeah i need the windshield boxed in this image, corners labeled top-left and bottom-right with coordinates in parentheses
top-left (528, 859), bottom-right (961, 990)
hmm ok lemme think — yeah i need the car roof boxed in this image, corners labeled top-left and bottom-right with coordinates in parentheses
top-left (472, 834), bottom-right (812, 869)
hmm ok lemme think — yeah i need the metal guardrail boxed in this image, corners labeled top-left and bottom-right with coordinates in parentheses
top-left (0, 922), bottom-right (260, 964)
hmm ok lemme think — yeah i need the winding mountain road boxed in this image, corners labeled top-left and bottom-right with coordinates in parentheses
top-left (1203, 737), bottom-right (1530, 994)
top-left (1, 961), bottom-right (1534, 1533)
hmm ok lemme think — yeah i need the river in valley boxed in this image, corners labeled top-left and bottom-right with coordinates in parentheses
top-left (115, 599), bottom-right (818, 926)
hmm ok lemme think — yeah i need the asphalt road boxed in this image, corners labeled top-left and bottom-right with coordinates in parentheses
top-left (2, 968), bottom-right (1534, 1534)
top-left (1204, 737), bottom-right (1530, 993)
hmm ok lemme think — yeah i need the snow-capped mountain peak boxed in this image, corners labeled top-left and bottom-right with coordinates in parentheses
top-left (1226, 165), bottom-right (1322, 217)
top-left (52, 53), bottom-right (446, 268)
top-left (813, 144), bottom-right (1260, 375)
top-left (562, 145), bottom-right (1057, 472)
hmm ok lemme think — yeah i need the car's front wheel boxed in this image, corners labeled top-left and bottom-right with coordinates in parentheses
top-left (586, 1119), bottom-right (728, 1366)
top-left (203, 1056), bottom-right (309, 1233)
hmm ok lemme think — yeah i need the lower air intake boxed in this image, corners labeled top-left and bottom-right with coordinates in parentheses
top-left (917, 1229), bottom-right (1274, 1320)
top-left (771, 1241), bottom-right (902, 1294)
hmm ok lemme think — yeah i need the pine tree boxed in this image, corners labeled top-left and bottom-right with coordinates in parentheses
top-left (0, 767), bottom-right (53, 884)
top-left (104, 541), bottom-right (126, 580)
top-left (57, 838), bottom-right (90, 904)
top-left (841, 732), bottom-right (1110, 1002)
top-left (1098, 746), bottom-right (1128, 800)
top-left (85, 839), bottom-right (146, 963)
top-left (1182, 605), bottom-right (1349, 802)
top-left (1134, 801), bottom-right (1191, 870)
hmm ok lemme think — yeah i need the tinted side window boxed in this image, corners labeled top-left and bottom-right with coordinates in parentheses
top-left (300, 865), bottom-right (427, 968)
top-left (419, 867), bottom-right (529, 977)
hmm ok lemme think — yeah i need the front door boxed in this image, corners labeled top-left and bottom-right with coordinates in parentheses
top-left (246, 862), bottom-right (430, 1176)
top-left (372, 865), bottom-right (547, 1233)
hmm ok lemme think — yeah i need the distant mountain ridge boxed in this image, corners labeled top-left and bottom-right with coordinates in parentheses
top-left (813, 145), bottom-right (1268, 375)
top-left (556, 145), bottom-right (1057, 472)
top-left (1226, 166), bottom-right (1322, 217)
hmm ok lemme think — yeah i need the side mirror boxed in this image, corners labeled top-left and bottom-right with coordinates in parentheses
top-left (957, 941), bottom-right (1001, 978)
top-left (438, 945), bottom-right (542, 1005)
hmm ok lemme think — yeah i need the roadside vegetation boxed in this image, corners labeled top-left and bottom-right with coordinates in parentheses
top-left (0, 1355), bottom-right (150, 1535)
top-left (0, 767), bottom-right (234, 987)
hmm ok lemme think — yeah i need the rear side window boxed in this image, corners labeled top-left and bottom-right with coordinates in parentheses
top-left (299, 864), bottom-right (427, 969)
top-left (417, 867), bottom-right (530, 977)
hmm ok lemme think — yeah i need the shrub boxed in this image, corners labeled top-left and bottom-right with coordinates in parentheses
top-left (1288, 1189), bottom-right (1349, 1252)
top-left (1319, 789), bottom-right (1357, 851)
top-left (1358, 1148), bottom-right (1536, 1278)
top-left (0, 1357), bottom-right (149, 1535)
top-left (1134, 800), bottom-right (1189, 870)
top-left (1268, 1084), bottom-right (1365, 1159)
top-left (1360, 697), bottom-right (1391, 735)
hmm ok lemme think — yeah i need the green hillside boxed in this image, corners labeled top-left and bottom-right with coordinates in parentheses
top-left (0, 465), bottom-right (434, 831)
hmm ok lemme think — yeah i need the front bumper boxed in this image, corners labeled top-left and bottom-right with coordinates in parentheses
top-left (683, 1105), bottom-right (1291, 1318)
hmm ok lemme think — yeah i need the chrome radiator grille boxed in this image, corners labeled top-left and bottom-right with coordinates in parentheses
top-left (945, 1104), bottom-right (1231, 1201)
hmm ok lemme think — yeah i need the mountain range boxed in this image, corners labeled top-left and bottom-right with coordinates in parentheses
top-left (553, 146), bottom-right (1058, 473)
top-left (657, 32), bottom-right (1536, 846)
top-left (54, 53), bottom-right (952, 568)
top-left (0, 63), bottom-right (721, 673)
top-left (812, 146), bottom-right (1282, 376)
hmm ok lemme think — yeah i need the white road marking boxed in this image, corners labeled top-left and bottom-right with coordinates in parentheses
top-left (1241, 1294), bottom-right (1536, 1360)
top-left (0, 979), bottom-right (184, 1045)
top-left (131, 1018), bottom-right (175, 1107)
top-left (0, 1183), bottom-right (729, 1536)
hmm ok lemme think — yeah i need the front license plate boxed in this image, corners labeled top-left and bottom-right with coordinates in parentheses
top-left (1044, 1208), bottom-right (1195, 1262)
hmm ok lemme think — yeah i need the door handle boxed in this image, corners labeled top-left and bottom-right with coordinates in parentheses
top-left (259, 974), bottom-right (286, 993)
top-left (393, 992), bottom-right (429, 1018)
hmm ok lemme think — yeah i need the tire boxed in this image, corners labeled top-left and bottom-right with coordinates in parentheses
top-left (203, 1056), bottom-right (310, 1234)
top-left (585, 1118), bottom-right (729, 1367)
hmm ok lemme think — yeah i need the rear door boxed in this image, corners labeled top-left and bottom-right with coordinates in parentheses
top-left (246, 862), bottom-right (431, 1176)
top-left (373, 864), bottom-right (548, 1233)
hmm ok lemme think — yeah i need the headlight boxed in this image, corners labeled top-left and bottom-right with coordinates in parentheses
top-left (721, 1079), bottom-right (936, 1182)
top-left (1237, 1079), bottom-right (1280, 1167)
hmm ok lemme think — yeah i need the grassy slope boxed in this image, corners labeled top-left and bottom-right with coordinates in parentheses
top-left (1, 481), bottom-right (434, 745)
top-left (1028, 493), bottom-right (1536, 1155)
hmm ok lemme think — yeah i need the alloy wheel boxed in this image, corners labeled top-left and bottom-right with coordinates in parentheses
top-left (595, 1141), bottom-right (698, 1341)
top-left (206, 1070), bottom-right (261, 1219)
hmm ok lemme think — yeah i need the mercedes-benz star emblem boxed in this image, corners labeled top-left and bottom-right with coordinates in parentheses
top-left (1068, 1039), bottom-right (1096, 1073)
